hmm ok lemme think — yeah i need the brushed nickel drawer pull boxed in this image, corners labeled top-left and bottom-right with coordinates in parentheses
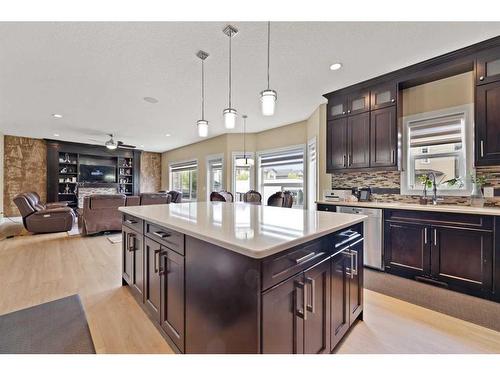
top-left (294, 252), bottom-right (316, 264)
top-left (125, 219), bottom-right (137, 224)
top-left (305, 277), bottom-right (315, 314)
top-left (153, 249), bottom-right (160, 273)
top-left (153, 231), bottom-right (171, 239)
top-left (295, 281), bottom-right (307, 321)
top-left (480, 140), bottom-right (484, 157)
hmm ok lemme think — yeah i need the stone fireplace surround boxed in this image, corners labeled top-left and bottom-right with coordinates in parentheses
top-left (77, 183), bottom-right (118, 208)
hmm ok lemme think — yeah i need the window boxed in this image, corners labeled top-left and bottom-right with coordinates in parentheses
top-left (232, 152), bottom-right (255, 202)
top-left (401, 104), bottom-right (474, 196)
top-left (169, 160), bottom-right (198, 201)
top-left (207, 155), bottom-right (224, 199)
top-left (257, 146), bottom-right (305, 208)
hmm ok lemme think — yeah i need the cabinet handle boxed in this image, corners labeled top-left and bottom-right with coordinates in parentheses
top-left (342, 111), bottom-right (346, 115)
top-left (347, 154), bottom-right (351, 166)
top-left (479, 75), bottom-right (484, 81)
top-left (153, 249), bottom-right (160, 273)
top-left (434, 228), bottom-right (437, 246)
top-left (294, 252), bottom-right (316, 264)
top-left (391, 149), bottom-right (395, 164)
top-left (125, 219), bottom-right (137, 224)
top-left (343, 154), bottom-right (346, 167)
top-left (158, 252), bottom-right (168, 276)
top-left (128, 233), bottom-right (136, 252)
top-left (390, 98), bottom-right (395, 103)
top-left (295, 281), bottom-right (307, 320)
top-left (480, 140), bottom-right (484, 157)
top-left (351, 250), bottom-right (358, 278)
top-left (424, 227), bottom-right (428, 245)
top-left (342, 249), bottom-right (352, 276)
top-left (153, 231), bottom-right (171, 239)
top-left (305, 277), bottom-right (315, 313)
top-left (347, 110), bottom-right (351, 114)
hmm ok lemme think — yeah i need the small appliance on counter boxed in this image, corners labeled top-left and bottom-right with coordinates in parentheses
top-left (351, 187), bottom-right (372, 202)
top-left (323, 189), bottom-right (350, 202)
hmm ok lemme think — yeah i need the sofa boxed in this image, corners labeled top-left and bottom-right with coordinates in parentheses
top-left (13, 192), bottom-right (75, 233)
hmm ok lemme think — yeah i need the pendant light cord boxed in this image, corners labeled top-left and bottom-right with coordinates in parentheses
top-left (228, 30), bottom-right (232, 108)
top-left (243, 115), bottom-right (247, 160)
top-left (201, 59), bottom-right (205, 120)
top-left (267, 21), bottom-right (270, 90)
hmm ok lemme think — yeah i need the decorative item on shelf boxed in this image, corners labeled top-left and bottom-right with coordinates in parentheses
top-left (196, 50), bottom-right (209, 137)
top-left (64, 184), bottom-right (71, 194)
top-left (260, 21), bottom-right (277, 116)
top-left (63, 153), bottom-right (71, 163)
top-left (60, 166), bottom-right (67, 174)
top-left (222, 25), bottom-right (238, 129)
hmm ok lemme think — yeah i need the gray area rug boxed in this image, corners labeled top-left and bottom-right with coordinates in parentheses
top-left (0, 294), bottom-right (96, 354)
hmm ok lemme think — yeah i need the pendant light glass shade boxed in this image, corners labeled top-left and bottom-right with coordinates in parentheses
top-left (197, 119), bottom-right (208, 137)
top-left (261, 22), bottom-right (277, 116)
top-left (223, 108), bottom-right (237, 129)
top-left (260, 89), bottom-right (277, 116)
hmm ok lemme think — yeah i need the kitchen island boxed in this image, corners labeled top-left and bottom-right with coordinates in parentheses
top-left (118, 202), bottom-right (366, 354)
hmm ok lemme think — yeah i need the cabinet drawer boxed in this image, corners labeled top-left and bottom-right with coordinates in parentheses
top-left (123, 214), bottom-right (143, 233)
top-left (385, 209), bottom-right (493, 230)
top-left (317, 204), bottom-right (336, 212)
top-left (262, 238), bottom-right (330, 291)
top-left (145, 222), bottom-right (185, 255)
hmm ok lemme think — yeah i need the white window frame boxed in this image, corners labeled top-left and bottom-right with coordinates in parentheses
top-left (169, 158), bottom-right (198, 202)
top-left (256, 144), bottom-right (307, 208)
top-left (401, 104), bottom-right (474, 196)
top-left (232, 151), bottom-right (255, 202)
top-left (206, 153), bottom-right (225, 200)
top-left (307, 137), bottom-right (318, 210)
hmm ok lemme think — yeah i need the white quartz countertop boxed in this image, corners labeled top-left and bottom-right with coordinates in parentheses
top-left (316, 200), bottom-right (500, 216)
top-left (119, 202), bottom-right (366, 259)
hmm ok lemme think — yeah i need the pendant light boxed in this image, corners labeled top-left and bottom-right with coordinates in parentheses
top-left (260, 21), bottom-right (277, 116)
top-left (223, 25), bottom-right (238, 129)
top-left (242, 115), bottom-right (254, 166)
top-left (196, 50), bottom-right (209, 137)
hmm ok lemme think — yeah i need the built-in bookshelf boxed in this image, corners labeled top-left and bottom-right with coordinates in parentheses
top-left (118, 157), bottom-right (134, 195)
top-left (58, 152), bottom-right (78, 207)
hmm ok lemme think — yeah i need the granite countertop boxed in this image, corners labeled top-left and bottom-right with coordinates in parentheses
top-left (119, 202), bottom-right (366, 259)
top-left (316, 200), bottom-right (500, 216)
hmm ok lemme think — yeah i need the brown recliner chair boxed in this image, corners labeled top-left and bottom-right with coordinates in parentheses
top-left (167, 190), bottom-right (182, 203)
top-left (267, 192), bottom-right (285, 207)
top-left (243, 190), bottom-right (262, 204)
top-left (78, 194), bottom-right (126, 235)
top-left (140, 193), bottom-right (171, 205)
top-left (13, 192), bottom-right (75, 233)
top-left (125, 195), bottom-right (140, 206)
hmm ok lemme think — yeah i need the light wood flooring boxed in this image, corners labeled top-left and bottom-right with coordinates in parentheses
top-left (0, 230), bottom-right (499, 354)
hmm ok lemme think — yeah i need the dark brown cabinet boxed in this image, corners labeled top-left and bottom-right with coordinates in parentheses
top-left (330, 250), bottom-right (350, 349)
top-left (370, 83), bottom-right (397, 110)
top-left (476, 46), bottom-right (500, 85)
top-left (370, 106), bottom-right (397, 167)
top-left (475, 81), bottom-right (500, 166)
top-left (348, 238), bottom-right (363, 323)
top-left (122, 225), bottom-right (144, 300)
top-left (160, 248), bottom-right (185, 352)
top-left (347, 90), bottom-right (370, 116)
top-left (144, 237), bottom-right (162, 321)
top-left (384, 210), bottom-right (495, 299)
top-left (347, 113), bottom-right (370, 168)
top-left (327, 95), bottom-right (348, 120)
top-left (327, 118), bottom-right (347, 171)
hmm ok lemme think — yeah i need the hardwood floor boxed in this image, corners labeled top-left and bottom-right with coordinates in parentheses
top-left (0, 230), bottom-right (499, 354)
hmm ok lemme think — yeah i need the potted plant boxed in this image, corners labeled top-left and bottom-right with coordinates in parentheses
top-left (418, 174), bottom-right (433, 205)
top-left (470, 174), bottom-right (488, 207)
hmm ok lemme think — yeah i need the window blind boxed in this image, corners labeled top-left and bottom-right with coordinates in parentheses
top-left (409, 115), bottom-right (463, 148)
top-left (170, 160), bottom-right (198, 172)
top-left (259, 149), bottom-right (304, 167)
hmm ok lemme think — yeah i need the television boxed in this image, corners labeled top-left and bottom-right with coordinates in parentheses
top-left (80, 165), bottom-right (116, 183)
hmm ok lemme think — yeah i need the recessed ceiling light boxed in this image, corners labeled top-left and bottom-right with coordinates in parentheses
top-left (165, 133), bottom-right (171, 137)
top-left (53, 133), bottom-right (60, 137)
top-left (329, 63), bottom-right (342, 71)
top-left (140, 145), bottom-right (145, 148)
top-left (52, 113), bottom-right (63, 119)
top-left (143, 97), bottom-right (159, 104)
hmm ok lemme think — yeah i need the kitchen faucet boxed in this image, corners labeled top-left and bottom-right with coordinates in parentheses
top-left (428, 172), bottom-right (439, 205)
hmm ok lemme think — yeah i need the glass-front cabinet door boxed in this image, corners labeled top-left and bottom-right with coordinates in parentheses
top-left (370, 82), bottom-right (397, 110)
top-left (477, 46), bottom-right (500, 85)
top-left (347, 90), bottom-right (370, 115)
top-left (327, 95), bottom-right (348, 120)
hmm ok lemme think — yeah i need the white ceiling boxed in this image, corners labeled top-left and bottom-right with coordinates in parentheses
top-left (1, 22), bottom-right (499, 152)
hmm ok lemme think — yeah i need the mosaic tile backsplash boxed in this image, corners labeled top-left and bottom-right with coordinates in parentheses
top-left (331, 167), bottom-right (500, 207)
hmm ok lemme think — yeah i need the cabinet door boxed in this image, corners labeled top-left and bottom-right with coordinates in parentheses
top-left (347, 90), bottom-right (370, 116)
top-left (477, 47), bottom-right (500, 85)
top-left (384, 221), bottom-right (431, 278)
top-left (262, 275), bottom-right (305, 354)
top-left (160, 248), bottom-right (185, 352)
top-left (131, 231), bottom-right (144, 300)
top-left (347, 112), bottom-right (370, 168)
top-left (330, 250), bottom-right (350, 350)
top-left (370, 106), bottom-right (397, 167)
top-left (145, 238), bottom-right (162, 321)
top-left (348, 238), bottom-right (364, 325)
top-left (431, 227), bottom-right (493, 297)
top-left (327, 118), bottom-right (347, 171)
top-left (327, 95), bottom-right (348, 120)
top-left (475, 81), bottom-right (500, 166)
top-left (304, 258), bottom-right (330, 354)
top-left (370, 82), bottom-right (397, 110)
top-left (122, 227), bottom-right (134, 285)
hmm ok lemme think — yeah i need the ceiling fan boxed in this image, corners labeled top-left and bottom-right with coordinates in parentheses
top-left (91, 134), bottom-right (136, 150)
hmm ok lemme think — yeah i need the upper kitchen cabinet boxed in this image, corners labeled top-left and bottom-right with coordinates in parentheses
top-left (476, 46), bottom-right (500, 85)
top-left (475, 81), bottom-right (500, 166)
top-left (370, 82), bottom-right (397, 110)
top-left (347, 112), bottom-right (370, 169)
top-left (327, 118), bottom-right (348, 171)
top-left (370, 106), bottom-right (397, 168)
top-left (347, 90), bottom-right (370, 115)
top-left (327, 95), bottom-right (348, 120)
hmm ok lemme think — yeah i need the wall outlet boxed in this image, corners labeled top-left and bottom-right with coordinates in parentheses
top-left (484, 186), bottom-right (494, 198)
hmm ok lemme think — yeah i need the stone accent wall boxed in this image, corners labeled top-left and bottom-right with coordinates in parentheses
top-left (331, 166), bottom-right (500, 207)
top-left (77, 187), bottom-right (118, 208)
top-left (140, 151), bottom-right (162, 193)
top-left (3, 136), bottom-right (47, 217)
